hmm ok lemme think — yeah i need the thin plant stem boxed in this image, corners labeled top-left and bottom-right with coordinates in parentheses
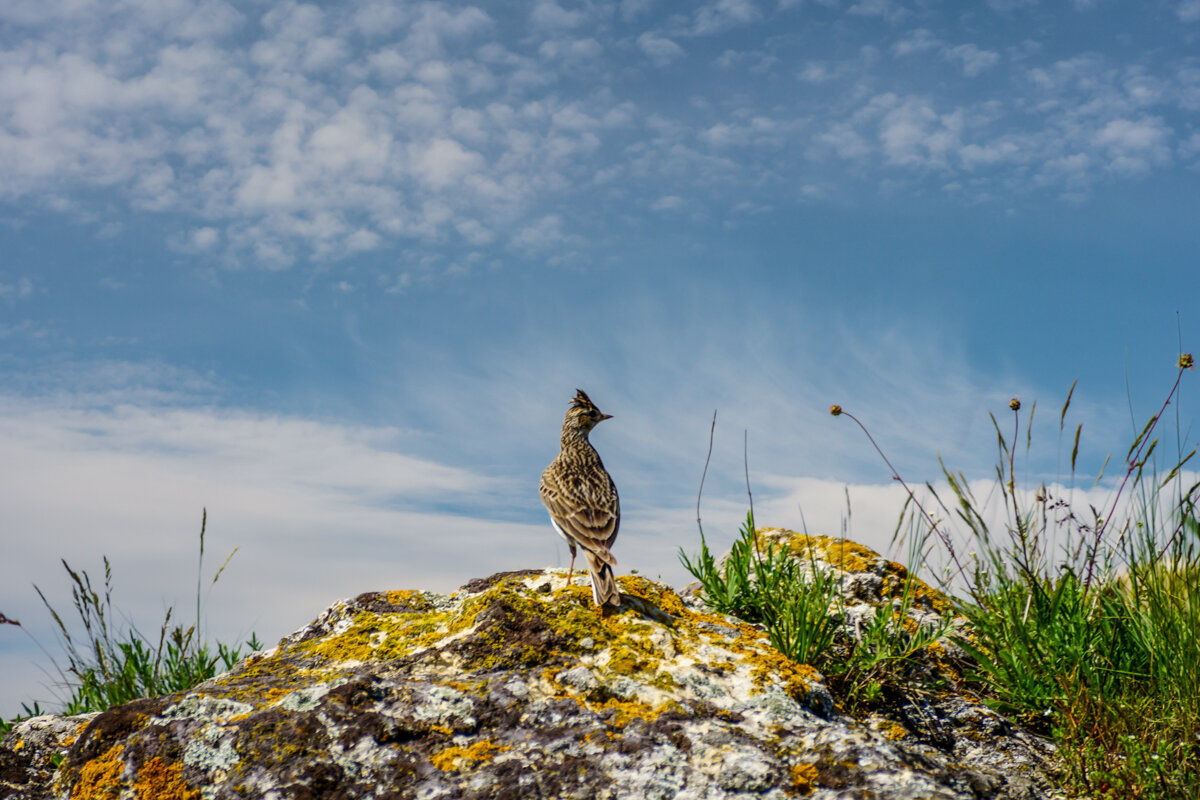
top-left (831, 406), bottom-right (969, 584)
top-left (696, 411), bottom-right (717, 544)
top-left (1084, 363), bottom-right (1187, 587)
top-left (744, 429), bottom-right (761, 563)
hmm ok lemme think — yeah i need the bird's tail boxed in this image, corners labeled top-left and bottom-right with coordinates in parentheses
top-left (583, 549), bottom-right (621, 609)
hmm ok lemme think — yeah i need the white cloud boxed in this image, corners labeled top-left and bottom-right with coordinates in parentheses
top-left (848, 0), bottom-right (908, 22)
top-left (892, 28), bottom-right (940, 57)
top-left (511, 213), bottom-right (567, 250)
top-left (620, 0), bottom-right (653, 21)
top-left (637, 32), bottom-right (686, 66)
top-left (0, 276), bottom-right (34, 301)
top-left (1179, 0), bottom-right (1200, 23)
top-left (651, 195), bottom-right (683, 211)
top-left (345, 228), bottom-right (382, 252)
top-left (878, 97), bottom-right (964, 169)
top-left (946, 44), bottom-right (1000, 77)
top-left (1093, 116), bottom-right (1172, 173)
top-left (1179, 132), bottom-right (1200, 161)
top-left (530, 0), bottom-right (586, 30)
top-left (0, 0), bottom-right (1193, 268)
top-left (410, 137), bottom-right (485, 189)
top-left (892, 32), bottom-right (998, 77)
top-left (455, 219), bottom-right (494, 244)
top-left (191, 226), bottom-right (220, 248)
top-left (537, 36), bottom-right (603, 63)
top-left (693, 0), bottom-right (761, 35)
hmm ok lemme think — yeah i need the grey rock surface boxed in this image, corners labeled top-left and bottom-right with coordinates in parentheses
top-left (1, 532), bottom-right (1065, 799)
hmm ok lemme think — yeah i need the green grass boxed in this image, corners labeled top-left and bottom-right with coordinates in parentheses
top-left (681, 510), bottom-right (843, 667)
top-left (1, 510), bottom-right (260, 735)
top-left (923, 361), bottom-right (1200, 799)
top-left (685, 355), bottom-right (1200, 798)
top-left (681, 510), bottom-right (953, 712)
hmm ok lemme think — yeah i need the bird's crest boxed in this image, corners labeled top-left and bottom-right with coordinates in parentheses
top-left (571, 389), bottom-right (598, 411)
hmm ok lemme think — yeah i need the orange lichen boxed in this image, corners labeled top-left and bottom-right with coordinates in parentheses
top-left (430, 740), bottom-right (510, 771)
top-left (790, 762), bottom-right (818, 794)
top-left (72, 744), bottom-right (126, 800)
top-left (133, 757), bottom-right (199, 800)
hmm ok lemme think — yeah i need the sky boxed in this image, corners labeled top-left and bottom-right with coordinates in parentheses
top-left (2, 0), bottom-right (1199, 719)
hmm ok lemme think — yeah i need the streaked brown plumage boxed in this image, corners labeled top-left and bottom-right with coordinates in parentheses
top-left (539, 389), bottom-right (621, 610)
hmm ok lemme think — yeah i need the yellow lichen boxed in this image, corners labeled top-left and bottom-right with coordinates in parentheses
top-left (72, 744), bottom-right (126, 800)
top-left (430, 740), bottom-right (510, 771)
top-left (133, 757), bottom-right (199, 800)
top-left (285, 602), bottom-right (464, 665)
top-left (756, 528), bottom-right (955, 612)
top-left (384, 589), bottom-right (436, 611)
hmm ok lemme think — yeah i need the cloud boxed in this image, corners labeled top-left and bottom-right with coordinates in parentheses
top-left (530, 0), bottom-right (587, 30)
top-left (892, 31), bottom-right (998, 77)
top-left (190, 226), bottom-right (220, 249)
top-left (345, 228), bottom-right (382, 252)
top-left (512, 213), bottom-right (568, 250)
top-left (0, 276), bottom-right (33, 301)
top-left (620, 0), bottom-right (654, 21)
top-left (1179, 0), bottom-right (1200, 23)
top-left (537, 37), bottom-right (603, 63)
top-left (946, 44), bottom-right (1000, 77)
top-left (0, 0), bottom-right (1193, 268)
top-left (0, 1), bottom-right (616, 268)
top-left (650, 195), bottom-right (683, 211)
top-left (637, 32), bottom-right (686, 66)
top-left (877, 97), bottom-right (964, 168)
top-left (987, 0), bottom-right (1037, 10)
top-left (848, 0), bottom-right (908, 22)
top-left (892, 28), bottom-right (941, 57)
top-left (692, 0), bottom-right (761, 35)
top-left (410, 137), bottom-right (485, 189)
top-left (1093, 116), bottom-right (1172, 173)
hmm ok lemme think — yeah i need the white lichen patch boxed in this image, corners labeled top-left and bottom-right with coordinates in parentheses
top-left (156, 693), bottom-right (253, 722)
top-left (278, 676), bottom-right (350, 712)
top-left (410, 684), bottom-right (477, 729)
top-left (182, 722), bottom-right (241, 773)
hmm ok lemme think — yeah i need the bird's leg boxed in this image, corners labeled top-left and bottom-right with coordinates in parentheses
top-left (566, 552), bottom-right (576, 584)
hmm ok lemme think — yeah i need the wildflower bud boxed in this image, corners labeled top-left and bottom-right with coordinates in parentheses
top-left (829, 405), bottom-right (842, 416)
top-left (1009, 398), bottom-right (1021, 411)
top-left (1181, 353), bottom-right (1195, 370)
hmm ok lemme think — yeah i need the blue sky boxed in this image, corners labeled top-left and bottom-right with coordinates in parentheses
top-left (2, 0), bottom-right (1199, 718)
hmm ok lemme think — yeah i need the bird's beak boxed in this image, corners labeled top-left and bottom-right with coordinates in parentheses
top-left (601, 413), bottom-right (614, 421)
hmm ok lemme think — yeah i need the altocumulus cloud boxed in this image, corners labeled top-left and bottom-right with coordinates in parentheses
top-left (2, 0), bottom-right (1198, 271)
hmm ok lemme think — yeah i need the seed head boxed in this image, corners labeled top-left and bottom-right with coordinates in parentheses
top-left (1009, 398), bottom-right (1021, 411)
top-left (1180, 353), bottom-right (1195, 370)
top-left (829, 404), bottom-right (843, 416)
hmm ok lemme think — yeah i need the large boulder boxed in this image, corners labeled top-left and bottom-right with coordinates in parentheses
top-left (2, 532), bottom-right (1064, 799)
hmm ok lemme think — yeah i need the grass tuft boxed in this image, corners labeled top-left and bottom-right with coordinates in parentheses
top-left (681, 510), bottom-right (953, 712)
top-left (2, 509), bottom-right (259, 734)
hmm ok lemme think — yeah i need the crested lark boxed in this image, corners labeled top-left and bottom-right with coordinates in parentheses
top-left (539, 389), bottom-right (621, 610)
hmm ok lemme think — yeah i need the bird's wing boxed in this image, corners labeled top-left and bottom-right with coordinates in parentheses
top-left (539, 468), bottom-right (619, 567)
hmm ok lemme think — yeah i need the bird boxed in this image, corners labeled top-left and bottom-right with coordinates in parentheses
top-left (539, 389), bottom-right (621, 611)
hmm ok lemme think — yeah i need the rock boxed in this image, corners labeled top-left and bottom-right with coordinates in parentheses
top-left (1, 534), bottom-right (1066, 800)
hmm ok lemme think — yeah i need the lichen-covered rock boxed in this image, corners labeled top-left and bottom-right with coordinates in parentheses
top-left (1, 535), bottom-right (1065, 800)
